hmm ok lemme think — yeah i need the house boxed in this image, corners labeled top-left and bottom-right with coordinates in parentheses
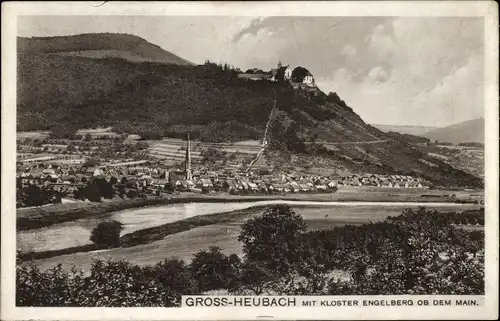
top-left (315, 184), bottom-right (327, 191)
top-left (61, 175), bottom-right (76, 184)
top-left (299, 184), bottom-right (311, 192)
top-left (257, 182), bottom-right (268, 191)
top-left (381, 181), bottom-right (393, 188)
top-left (196, 178), bottom-right (214, 189)
top-left (289, 181), bottom-right (301, 192)
top-left (42, 168), bottom-right (56, 175)
top-left (302, 71), bottom-right (315, 86)
top-left (247, 182), bottom-right (259, 191)
top-left (272, 183), bottom-right (290, 193)
top-left (271, 61), bottom-right (292, 82)
top-left (153, 178), bottom-right (170, 189)
top-left (327, 180), bottom-right (338, 188)
top-left (408, 181), bottom-right (423, 188)
top-left (138, 175), bottom-right (154, 187)
top-left (361, 176), bottom-right (372, 184)
top-left (175, 180), bottom-right (195, 189)
top-left (237, 73), bottom-right (272, 81)
top-left (224, 179), bottom-right (237, 191)
top-left (351, 178), bottom-right (362, 187)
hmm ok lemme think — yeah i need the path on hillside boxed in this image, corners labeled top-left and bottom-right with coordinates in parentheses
top-left (306, 140), bottom-right (389, 145)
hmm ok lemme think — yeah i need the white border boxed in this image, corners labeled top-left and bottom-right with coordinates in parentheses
top-left (1, 1), bottom-right (498, 320)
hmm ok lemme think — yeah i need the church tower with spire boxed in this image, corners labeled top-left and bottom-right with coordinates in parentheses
top-left (277, 60), bottom-right (282, 69)
top-left (185, 133), bottom-right (192, 181)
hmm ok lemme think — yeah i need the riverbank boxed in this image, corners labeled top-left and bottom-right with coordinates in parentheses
top-left (17, 194), bottom-right (272, 231)
top-left (19, 206), bottom-right (264, 262)
top-left (17, 188), bottom-right (481, 231)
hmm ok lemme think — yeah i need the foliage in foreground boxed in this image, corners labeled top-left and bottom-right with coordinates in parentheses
top-left (17, 206), bottom-right (484, 306)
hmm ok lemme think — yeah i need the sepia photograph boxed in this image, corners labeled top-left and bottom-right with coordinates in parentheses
top-left (1, 1), bottom-right (498, 320)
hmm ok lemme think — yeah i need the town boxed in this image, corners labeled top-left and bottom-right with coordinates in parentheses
top-left (16, 131), bottom-right (432, 208)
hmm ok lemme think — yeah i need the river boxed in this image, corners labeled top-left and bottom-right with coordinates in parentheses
top-left (17, 200), bottom-right (479, 253)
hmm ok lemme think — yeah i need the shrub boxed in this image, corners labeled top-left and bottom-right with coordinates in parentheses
top-left (16, 263), bottom-right (85, 306)
top-left (16, 207), bottom-right (485, 305)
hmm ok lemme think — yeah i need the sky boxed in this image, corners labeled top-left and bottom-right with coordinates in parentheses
top-left (18, 16), bottom-right (484, 127)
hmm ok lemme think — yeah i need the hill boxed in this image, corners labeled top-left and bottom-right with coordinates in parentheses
top-left (17, 52), bottom-right (381, 143)
top-left (18, 33), bottom-right (193, 65)
top-left (16, 34), bottom-right (483, 188)
top-left (422, 118), bottom-right (484, 144)
top-left (372, 124), bottom-right (437, 136)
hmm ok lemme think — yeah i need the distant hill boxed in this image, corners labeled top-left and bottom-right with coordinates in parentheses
top-left (372, 124), bottom-right (437, 136)
top-left (16, 33), bottom-right (483, 188)
top-left (18, 33), bottom-right (193, 65)
top-left (422, 118), bottom-right (484, 144)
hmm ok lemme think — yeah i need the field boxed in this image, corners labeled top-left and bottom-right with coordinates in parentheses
top-left (421, 145), bottom-right (484, 178)
top-left (17, 128), bottom-right (119, 140)
top-left (76, 127), bottom-right (119, 138)
top-left (17, 131), bottom-right (50, 139)
top-left (147, 138), bottom-right (261, 164)
top-left (27, 203), bottom-right (480, 273)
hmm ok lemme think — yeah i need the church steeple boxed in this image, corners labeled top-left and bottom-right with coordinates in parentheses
top-left (185, 133), bottom-right (192, 180)
top-left (277, 60), bottom-right (282, 69)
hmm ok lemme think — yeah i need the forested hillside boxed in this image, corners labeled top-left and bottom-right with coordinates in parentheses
top-left (17, 52), bottom-right (381, 143)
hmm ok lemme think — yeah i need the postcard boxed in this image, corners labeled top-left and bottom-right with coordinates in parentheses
top-left (1, 1), bottom-right (498, 320)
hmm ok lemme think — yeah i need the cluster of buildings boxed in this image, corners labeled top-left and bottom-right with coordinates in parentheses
top-left (237, 61), bottom-right (316, 87)
top-left (17, 135), bottom-right (427, 205)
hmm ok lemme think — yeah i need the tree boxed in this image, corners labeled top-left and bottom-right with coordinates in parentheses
top-left (149, 258), bottom-right (198, 295)
top-left (84, 181), bottom-right (102, 202)
top-left (89, 220), bottom-right (124, 248)
top-left (164, 183), bottom-right (175, 193)
top-left (21, 185), bottom-right (43, 207)
top-left (291, 66), bottom-right (310, 83)
top-left (73, 186), bottom-right (86, 200)
top-left (237, 261), bottom-right (274, 295)
top-left (50, 127), bottom-right (78, 139)
top-left (238, 205), bottom-right (308, 277)
top-left (127, 189), bottom-right (138, 199)
top-left (83, 158), bottom-right (100, 167)
top-left (284, 122), bottom-right (306, 153)
top-left (136, 142), bottom-right (149, 150)
top-left (189, 246), bottom-right (240, 292)
top-left (117, 184), bottom-right (126, 198)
